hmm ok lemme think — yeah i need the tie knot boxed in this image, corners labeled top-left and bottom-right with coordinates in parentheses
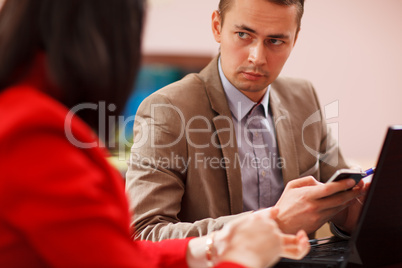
top-left (249, 103), bottom-right (265, 118)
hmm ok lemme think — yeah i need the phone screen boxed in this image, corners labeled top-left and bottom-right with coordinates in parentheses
top-left (326, 169), bottom-right (366, 185)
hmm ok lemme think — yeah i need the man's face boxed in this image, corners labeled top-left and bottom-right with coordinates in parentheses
top-left (212, 0), bottom-right (299, 101)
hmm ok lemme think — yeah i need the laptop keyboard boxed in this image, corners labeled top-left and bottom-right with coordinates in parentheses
top-left (275, 237), bottom-right (349, 267)
top-left (306, 237), bottom-right (349, 259)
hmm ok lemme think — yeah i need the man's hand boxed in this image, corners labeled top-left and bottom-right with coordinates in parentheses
top-left (273, 176), bottom-right (364, 235)
top-left (330, 180), bottom-right (371, 234)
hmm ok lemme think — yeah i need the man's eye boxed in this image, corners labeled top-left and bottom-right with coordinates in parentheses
top-left (269, 39), bottom-right (284, 45)
top-left (238, 32), bottom-right (249, 39)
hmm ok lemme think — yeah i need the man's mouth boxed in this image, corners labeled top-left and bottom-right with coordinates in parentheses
top-left (242, 71), bottom-right (263, 81)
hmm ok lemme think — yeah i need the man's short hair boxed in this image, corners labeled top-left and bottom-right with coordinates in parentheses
top-left (218, 0), bottom-right (304, 32)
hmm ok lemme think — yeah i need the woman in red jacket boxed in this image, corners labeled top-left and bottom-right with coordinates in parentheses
top-left (0, 0), bottom-right (309, 267)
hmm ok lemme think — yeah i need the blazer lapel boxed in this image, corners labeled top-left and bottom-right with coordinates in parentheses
top-left (199, 56), bottom-right (243, 214)
top-left (270, 86), bottom-right (300, 184)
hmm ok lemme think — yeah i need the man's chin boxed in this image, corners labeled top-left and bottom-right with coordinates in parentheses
top-left (236, 84), bottom-right (270, 93)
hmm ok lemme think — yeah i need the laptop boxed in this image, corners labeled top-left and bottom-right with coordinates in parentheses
top-left (276, 125), bottom-right (402, 268)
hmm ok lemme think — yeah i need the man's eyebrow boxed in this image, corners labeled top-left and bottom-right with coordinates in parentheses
top-left (235, 24), bottom-right (256, 34)
top-left (267, 34), bottom-right (290, 39)
top-left (234, 25), bottom-right (290, 39)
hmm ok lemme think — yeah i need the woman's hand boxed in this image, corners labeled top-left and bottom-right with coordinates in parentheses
top-left (187, 208), bottom-right (310, 268)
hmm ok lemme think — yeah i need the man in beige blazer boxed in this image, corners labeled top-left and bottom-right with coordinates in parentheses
top-left (126, 0), bottom-right (367, 241)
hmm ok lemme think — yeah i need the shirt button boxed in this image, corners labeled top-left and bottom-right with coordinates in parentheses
top-left (262, 170), bottom-right (266, 176)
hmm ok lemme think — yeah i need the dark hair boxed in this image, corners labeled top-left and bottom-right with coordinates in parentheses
top-left (0, 0), bottom-right (144, 131)
top-left (218, 0), bottom-right (304, 32)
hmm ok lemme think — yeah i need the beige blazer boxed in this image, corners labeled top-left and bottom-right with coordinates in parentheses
top-left (126, 56), bottom-right (349, 241)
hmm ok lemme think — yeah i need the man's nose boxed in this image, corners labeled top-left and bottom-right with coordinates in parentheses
top-left (248, 42), bottom-right (267, 66)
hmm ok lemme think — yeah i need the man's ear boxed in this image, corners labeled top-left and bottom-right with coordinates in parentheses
top-left (211, 10), bottom-right (222, 43)
top-left (293, 28), bottom-right (300, 47)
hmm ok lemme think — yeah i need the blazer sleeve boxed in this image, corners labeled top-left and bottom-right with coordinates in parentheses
top-left (126, 93), bottom-right (247, 241)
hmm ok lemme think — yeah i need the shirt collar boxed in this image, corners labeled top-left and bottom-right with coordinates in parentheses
top-left (218, 57), bottom-right (270, 121)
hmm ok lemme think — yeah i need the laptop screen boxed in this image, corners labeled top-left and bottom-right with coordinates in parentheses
top-left (348, 126), bottom-right (402, 267)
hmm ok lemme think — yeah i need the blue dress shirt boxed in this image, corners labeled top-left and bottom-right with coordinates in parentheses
top-left (218, 59), bottom-right (284, 211)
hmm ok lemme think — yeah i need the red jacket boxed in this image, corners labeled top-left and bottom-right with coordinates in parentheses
top-left (0, 55), bottom-right (243, 268)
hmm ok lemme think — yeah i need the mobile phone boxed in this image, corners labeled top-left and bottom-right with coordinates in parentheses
top-left (326, 169), bottom-right (367, 185)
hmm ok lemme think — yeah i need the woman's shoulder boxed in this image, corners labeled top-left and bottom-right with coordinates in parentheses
top-left (0, 85), bottom-right (94, 143)
top-left (0, 86), bottom-right (68, 129)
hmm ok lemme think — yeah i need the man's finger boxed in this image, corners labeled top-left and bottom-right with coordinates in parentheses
top-left (315, 179), bottom-right (357, 199)
top-left (317, 186), bottom-right (363, 210)
top-left (287, 176), bottom-right (320, 188)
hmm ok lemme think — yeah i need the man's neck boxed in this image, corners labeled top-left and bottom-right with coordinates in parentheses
top-left (238, 89), bottom-right (267, 103)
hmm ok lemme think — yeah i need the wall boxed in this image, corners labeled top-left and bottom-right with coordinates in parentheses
top-left (282, 0), bottom-right (402, 168)
top-left (143, 0), bottom-right (402, 169)
top-left (143, 0), bottom-right (219, 55)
